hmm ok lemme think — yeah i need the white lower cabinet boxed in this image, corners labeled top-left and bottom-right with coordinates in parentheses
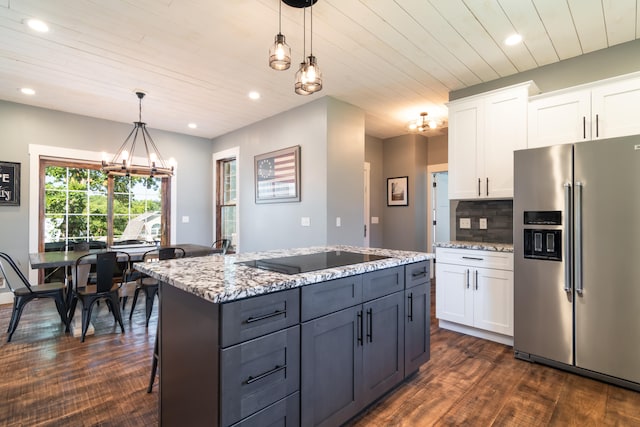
top-left (435, 248), bottom-right (513, 345)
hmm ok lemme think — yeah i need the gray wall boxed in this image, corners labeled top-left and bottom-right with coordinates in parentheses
top-left (382, 134), bottom-right (428, 252)
top-left (364, 134), bottom-right (384, 248)
top-left (0, 100), bottom-right (213, 280)
top-left (451, 39), bottom-right (640, 100)
top-left (212, 97), bottom-right (366, 252)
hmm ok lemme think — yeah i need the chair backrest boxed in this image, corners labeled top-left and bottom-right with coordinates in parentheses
top-left (0, 252), bottom-right (33, 293)
top-left (75, 251), bottom-right (131, 293)
top-left (143, 247), bottom-right (185, 263)
top-left (212, 239), bottom-right (231, 255)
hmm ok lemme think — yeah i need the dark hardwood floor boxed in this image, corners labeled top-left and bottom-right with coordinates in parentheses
top-left (0, 282), bottom-right (639, 426)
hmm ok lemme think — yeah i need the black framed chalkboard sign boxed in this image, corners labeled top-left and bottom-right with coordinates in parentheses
top-left (0, 161), bottom-right (20, 206)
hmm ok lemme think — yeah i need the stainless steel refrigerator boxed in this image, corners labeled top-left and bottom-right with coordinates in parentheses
top-left (513, 135), bottom-right (640, 390)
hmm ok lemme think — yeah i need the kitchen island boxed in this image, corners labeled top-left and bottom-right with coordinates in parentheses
top-left (136, 245), bottom-right (433, 427)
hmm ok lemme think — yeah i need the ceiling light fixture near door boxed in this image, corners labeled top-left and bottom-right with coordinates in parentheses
top-left (409, 112), bottom-right (442, 132)
top-left (269, 1), bottom-right (291, 70)
top-left (102, 91), bottom-right (173, 178)
top-left (291, 0), bottom-right (322, 95)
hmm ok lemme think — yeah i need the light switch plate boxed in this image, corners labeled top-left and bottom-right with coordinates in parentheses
top-left (479, 218), bottom-right (487, 230)
top-left (181, 216), bottom-right (189, 223)
top-left (301, 217), bottom-right (311, 226)
top-left (336, 217), bottom-right (341, 227)
top-left (460, 218), bottom-right (471, 229)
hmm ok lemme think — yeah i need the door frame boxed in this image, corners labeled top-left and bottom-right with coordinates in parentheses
top-left (427, 163), bottom-right (448, 279)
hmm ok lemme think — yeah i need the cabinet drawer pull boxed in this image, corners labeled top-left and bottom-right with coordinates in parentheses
top-left (408, 292), bottom-right (414, 322)
top-left (461, 256), bottom-right (483, 261)
top-left (357, 311), bottom-right (363, 346)
top-left (411, 269), bottom-right (427, 279)
top-left (245, 309), bottom-right (286, 324)
top-left (366, 308), bottom-right (373, 343)
top-left (245, 364), bottom-right (287, 385)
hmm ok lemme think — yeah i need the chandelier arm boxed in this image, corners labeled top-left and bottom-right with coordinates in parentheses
top-left (110, 125), bottom-right (137, 164)
top-left (142, 126), bottom-right (170, 169)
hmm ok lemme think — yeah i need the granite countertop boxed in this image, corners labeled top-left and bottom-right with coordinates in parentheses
top-left (434, 241), bottom-right (514, 252)
top-left (135, 245), bottom-right (434, 304)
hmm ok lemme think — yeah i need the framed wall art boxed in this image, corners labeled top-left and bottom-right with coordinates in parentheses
top-left (387, 176), bottom-right (408, 206)
top-left (0, 161), bottom-right (20, 206)
top-left (255, 145), bottom-right (301, 204)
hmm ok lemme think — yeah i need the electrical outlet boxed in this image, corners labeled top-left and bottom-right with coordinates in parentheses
top-left (181, 216), bottom-right (189, 223)
top-left (301, 217), bottom-right (310, 227)
top-left (336, 217), bottom-right (341, 227)
top-left (479, 218), bottom-right (488, 230)
top-left (371, 216), bottom-right (379, 224)
top-left (460, 218), bottom-right (471, 229)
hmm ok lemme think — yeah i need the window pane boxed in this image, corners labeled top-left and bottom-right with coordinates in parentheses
top-left (45, 189), bottom-right (67, 214)
top-left (68, 191), bottom-right (87, 214)
top-left (89, 169), bottom-right (108, 192)
top-left (67, 168), bottom-right (88, 190)
top-left (67, 215), bottom-right (88, 239)
top-left (113, 193), bottom-right (130, 214)
top-left (221, 206), bottom-right (236, 241)
top-left (223, 160), bottom-right (236, 204)
top-left (89, 215), bottom-right (107, 240)
top-left (44, 214), bottom-right (66, 243)
top-left (89, 194), bottom-right (107, 214)
top-left (45, 166), bottom-right (67, 188)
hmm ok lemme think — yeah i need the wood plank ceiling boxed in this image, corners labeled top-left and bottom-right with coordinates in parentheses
top-left (0, 0), bottom-right (638, 140)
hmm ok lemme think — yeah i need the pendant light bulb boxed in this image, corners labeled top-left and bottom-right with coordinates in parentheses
top-left (269, 1), bottom-right (291, 70)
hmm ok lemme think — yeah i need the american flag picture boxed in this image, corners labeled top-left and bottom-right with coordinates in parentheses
top-left (255, 146), bottom-right (300, 203)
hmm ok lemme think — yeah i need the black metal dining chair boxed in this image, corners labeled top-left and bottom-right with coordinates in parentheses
top-left (68, 251), bottom-right (131, 342)
top-left (0, 252), bottom-right (69, 342)
top-left (211, 239), bottom-right (231, 254)
top-left (129, 247), bottom-right (185, 327)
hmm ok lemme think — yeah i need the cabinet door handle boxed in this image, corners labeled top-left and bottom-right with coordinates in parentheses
top-left (245, 364), bottom-right (287, 385)
top-left (366, 308), bottom-right (373, 343)
top-left (477, 178), bottom-right (481, 196)
top-left (357, 311), bottom-right (363, 346)
top-left (245, 309), bottom-right (286, 324)
top-left (583, 116), bottom-right (586, 139)
top-left (466, 269), bottom-right (470, 289)
top-left (412, 269), bottom-right (427, 279)
top-left (486, 177), bottom-right (489, 196)
top-left (408, 292), bottom-right (414, 322)
top-left (596, 114), bottom-right (599, 138)
top-left (475, 270), bottom-right (479, 290)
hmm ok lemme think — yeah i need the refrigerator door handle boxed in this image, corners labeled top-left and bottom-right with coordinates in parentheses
top-left (563, 182), bottom-right (572, 293)
top-left (575, 181), bottom-right (583, 295)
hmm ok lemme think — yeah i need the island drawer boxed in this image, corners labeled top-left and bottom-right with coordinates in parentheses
top-left (363, 266), bottom-right (404, 301)
top-left (405, 261), bottom-right (430, 289)
top-left (229, 392), bottom-right (299, 427)
top-left (301, 275), bottom-right (363, 321)
top-left (221, 288), bottom-right (299, 347)
top-left (220, 326), bottom-right (300, 427)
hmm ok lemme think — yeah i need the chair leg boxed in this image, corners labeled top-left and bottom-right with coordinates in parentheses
top-left (121, 295), bottom-right (128, 311)
top-left (129, 287), bottom-right (142, 321)
top-left (80, 299), bottom-right (96, 343)
top-left (7, 295), bottom-right (28, 342)
top-left (144, 287), bottom-right (158, 328)
top-left (53, 294), bottom-right (70, 332)
top-left (107, 293), bottom-right (125, 333)
top-left (67, 296), bottom-right (78, 324)
top-left (147, 326), bottom-right (159, 393)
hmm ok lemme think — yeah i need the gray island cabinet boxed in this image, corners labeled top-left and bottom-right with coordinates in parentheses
top-left (136, 246), bottom-right (432, 427)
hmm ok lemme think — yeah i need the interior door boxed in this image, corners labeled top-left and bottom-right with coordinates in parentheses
top-left (574, 136), bottom-right (640, 383)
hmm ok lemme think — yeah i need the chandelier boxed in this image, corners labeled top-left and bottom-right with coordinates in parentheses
top-left (408, 112), bottom-right (443, 133)
top-left (102, 92), bottom-right (173, 178)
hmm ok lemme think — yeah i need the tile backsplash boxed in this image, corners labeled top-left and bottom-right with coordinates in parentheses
top-left (455, 200), bottom-right (513, 243)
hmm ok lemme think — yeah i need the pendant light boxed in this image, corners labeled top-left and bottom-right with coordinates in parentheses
top-left (102, 91), bottom-right (173, 178)
top-left (294, 6), bottom-right (311, 95)
top-left (269, 1), bottom-right (291, 70)
top-left (301, 1), bottom-right (322, 93)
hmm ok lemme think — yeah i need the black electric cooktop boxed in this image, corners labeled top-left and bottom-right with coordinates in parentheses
top-left (238, 251), bottom-right (389, 275)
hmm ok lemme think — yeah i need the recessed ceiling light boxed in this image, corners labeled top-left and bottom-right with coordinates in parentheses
top-left (20, 87), bottom-right (36, 95)
top-left (188, 123), bottom-right (197, 129)
top-left (248, 91), bottom-right (260, 100)
top-left (26, 18), bottom-right (49, 33)
top-left (505, 33), bottom-right (522, 46)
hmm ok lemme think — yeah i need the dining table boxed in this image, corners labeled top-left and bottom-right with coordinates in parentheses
top-left (29, 243), bottom-right (218, 338)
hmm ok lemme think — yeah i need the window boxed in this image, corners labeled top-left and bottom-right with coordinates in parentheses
top-left (40, 158), bottom-right (170, 251)
top-left (216, 158), bottom-right (236, 250)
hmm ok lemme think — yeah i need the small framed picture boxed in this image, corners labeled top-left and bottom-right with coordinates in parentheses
top-left (387, 176), bottom-right (408, 206)
top-left (255, 145), bottom-right (301, 204)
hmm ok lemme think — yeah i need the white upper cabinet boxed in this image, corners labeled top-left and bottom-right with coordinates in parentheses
top-left (528, 73), bottom-right (640, 148)
top-left (448, 81), bottom-right (536, 200)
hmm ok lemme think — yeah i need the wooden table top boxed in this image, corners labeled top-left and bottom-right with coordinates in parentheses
top-left (29, 243), bottom-right (216, 269)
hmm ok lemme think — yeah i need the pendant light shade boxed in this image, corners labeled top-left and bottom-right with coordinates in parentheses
top-left (269, 1), bottom-right (291, 70)
top-left (301, 54), bottom-right (322, 93)
top-left (294, 61), bottom-right (312, 95)
top-left (102, 91), bottom-right (173, 178)
top-left (293, 1), bottom-right (322, 95)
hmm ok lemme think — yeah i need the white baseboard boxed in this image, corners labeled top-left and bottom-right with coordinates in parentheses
top-left (438, 319), bottom-right (514, 346)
